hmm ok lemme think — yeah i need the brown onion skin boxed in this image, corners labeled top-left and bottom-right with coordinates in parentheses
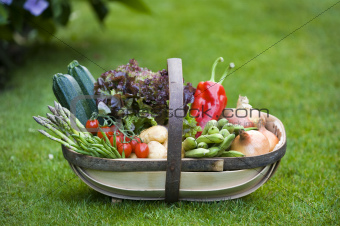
top-left (231, 130), bottom-right (270, 156)
top-left (258, 125), bottom-right (279, 152)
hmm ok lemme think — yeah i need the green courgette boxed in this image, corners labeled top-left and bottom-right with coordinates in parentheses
top-left (67, 60), bottom-right (97, 114)
top-left (52, 73), bottom-right (92, 125)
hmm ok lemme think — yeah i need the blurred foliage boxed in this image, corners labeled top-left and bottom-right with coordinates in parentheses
top-left (0, 0), bottom-right (150, 89)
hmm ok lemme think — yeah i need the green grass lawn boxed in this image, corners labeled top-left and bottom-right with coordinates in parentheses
top-left (1, 0), bottom-right (339, 224)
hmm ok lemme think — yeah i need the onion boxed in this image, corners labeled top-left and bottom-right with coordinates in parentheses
top-left (226, 95), bottom-right (266, 128)
top-left (230, 130), bottom-right (270, 156)
top-left (258, 120), bottom-right (279, 152)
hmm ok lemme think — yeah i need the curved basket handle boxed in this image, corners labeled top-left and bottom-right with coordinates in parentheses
top-left (165, 58), bottom-right (184, 203)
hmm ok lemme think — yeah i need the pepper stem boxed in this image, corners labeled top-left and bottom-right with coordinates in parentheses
top-left (218, 62), bottom-right (235, 84)
top-left (210, 57), bottom-right (224, 82)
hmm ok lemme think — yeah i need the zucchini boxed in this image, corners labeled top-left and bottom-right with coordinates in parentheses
top-left (67, 60), bottom-right (97, 114)
top-left (52, 73), bottom-right (92, 126)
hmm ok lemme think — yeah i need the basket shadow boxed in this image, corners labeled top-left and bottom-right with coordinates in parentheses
top-left (57, 182), bottom-right (258, 206)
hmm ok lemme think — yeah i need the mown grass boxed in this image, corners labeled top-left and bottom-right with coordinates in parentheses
top-left (1, 0), bottom-right (339, 225)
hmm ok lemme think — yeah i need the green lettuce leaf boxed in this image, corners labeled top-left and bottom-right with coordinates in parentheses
top-left (123, 114), bottom-right (157, 134)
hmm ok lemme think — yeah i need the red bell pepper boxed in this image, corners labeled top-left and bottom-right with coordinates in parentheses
top-left (190, 57), bottom-right (234, 137)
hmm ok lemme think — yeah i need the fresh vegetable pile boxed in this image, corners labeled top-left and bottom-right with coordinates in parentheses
top-left (34, 59), bottom-right (191, 159)
top-left (33, 58), bottom-right (280, 160)
top-left (182, 106), bottom-right (279, 158)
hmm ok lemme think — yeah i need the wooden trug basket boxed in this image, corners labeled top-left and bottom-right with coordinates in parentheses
top-left (62, 58), bottom-right (287, 202)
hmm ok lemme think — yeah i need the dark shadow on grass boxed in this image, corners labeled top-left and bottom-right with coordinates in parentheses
top-left (56, 179), bottom-right (255, 207)
top-left (57, 181), bottom-right (111, 204)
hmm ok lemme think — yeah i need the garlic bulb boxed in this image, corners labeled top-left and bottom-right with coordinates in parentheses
top-left (236, 95), bottom-right (252, 109)
top-left (227, 95), bottom-right (266, 128)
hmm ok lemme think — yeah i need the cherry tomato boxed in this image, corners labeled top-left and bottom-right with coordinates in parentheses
top-left (135, 143), bottom-right (149, 158)
top-left (86, 119), bottom-right (99, 135)
top-left (97, 126), bottom-right (113, 139)
top-left (112, 129), bottom-right (130, 143)
top-left (110, 136), bottom-right (122, 148)
top-left (130, 137), bottom-right (142, 152)
top-left (121, 135), bottom-right (131, 142)
top-left (110, 125), bottom-right (126, 140)
top-left (114, 132), bottom-right (123, 140)
top-left (110, 125), bottom-right (118, 132)
top-left (117, 143), bottom-right (132, 158)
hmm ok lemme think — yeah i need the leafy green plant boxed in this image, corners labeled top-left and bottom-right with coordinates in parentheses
top-left (0, 0), bottom-right (150, 88)
top-left (0, 0), bottom-right (150, 42)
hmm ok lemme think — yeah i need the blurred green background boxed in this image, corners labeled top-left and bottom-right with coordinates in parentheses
top-left (1, 0), bottom-right (339, 224)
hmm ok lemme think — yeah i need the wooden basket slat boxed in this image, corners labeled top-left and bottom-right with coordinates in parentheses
top-left (165, 58), bottom-right (184, 202)
top-left (62, 146), bottom-right (224, 172)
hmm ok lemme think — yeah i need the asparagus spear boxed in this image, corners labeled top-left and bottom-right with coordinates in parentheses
top-left (38, 130), bottom-right (76, 150)
top-left (54, 115), bottom-right (75, 135)
top-left (48, 105), bottom-right (59, 116)
top-left (46, 113), bottom-right (69, 135)
top-left (33, 116), bottom-right (78, 147)
top-left (46, 113), bottom-right (58, 125)
top-left (61, 105), bottom-right (90, 136)
top-left (37, 116), bottom-right (61, 132)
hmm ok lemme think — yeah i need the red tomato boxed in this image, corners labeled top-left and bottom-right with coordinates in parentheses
top-left (121, 135), bottom-right (131, 142)
top-left (110, 136), bottom-right (122, 148)
top-left (110, 126), bottom-right (125, 139)
top-left (114, 132), bottom-right (124, 141)
top-left (117, 143), bottom-right (132, 158)
top-left (135, 143), bottom-right (149, 158)
top-left (110, 125), bottom-right (118, 132)
top-left (97, 126), bottom-right (113, 139)
top-left (130, 137), bottom-right (142, 152)
top-left (130, 140), bottom-right (137, 152)
top-left (85, 119), bottom-right (99, 135)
